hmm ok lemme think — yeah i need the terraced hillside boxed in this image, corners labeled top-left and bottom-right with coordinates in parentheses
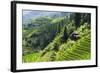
top-left (22, 11), bottom-right (91, 63)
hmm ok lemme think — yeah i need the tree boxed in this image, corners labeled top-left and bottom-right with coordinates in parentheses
top-left (61, 26), bottom-right (68, 42)
top-left (74, 13), bottom-right (81, 28)
top-left (80, 13), bottom-right (91, 25)
top-left (57, 23), bottom-right (61, 33)
top-left (83, 13), bottom-right (91, 24)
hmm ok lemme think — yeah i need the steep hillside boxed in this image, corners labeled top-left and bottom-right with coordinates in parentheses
top-left (22, 12), bottom-right (91, 63)
top-left (23, 23), bottom-right (91, 62)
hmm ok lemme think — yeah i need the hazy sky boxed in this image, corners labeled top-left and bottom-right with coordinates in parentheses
top-left (23, 11), bottom-right (32, 15)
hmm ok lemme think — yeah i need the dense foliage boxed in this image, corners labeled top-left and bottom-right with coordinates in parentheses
top-left (22, 12), bottom-right (91, 63)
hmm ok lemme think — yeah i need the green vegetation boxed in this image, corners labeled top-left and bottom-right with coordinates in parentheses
top-left (22, 12), bottom-right (91, 63)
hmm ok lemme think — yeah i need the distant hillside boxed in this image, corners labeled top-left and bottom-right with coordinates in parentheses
top-left (23, 10), bottom-right (70, 24)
